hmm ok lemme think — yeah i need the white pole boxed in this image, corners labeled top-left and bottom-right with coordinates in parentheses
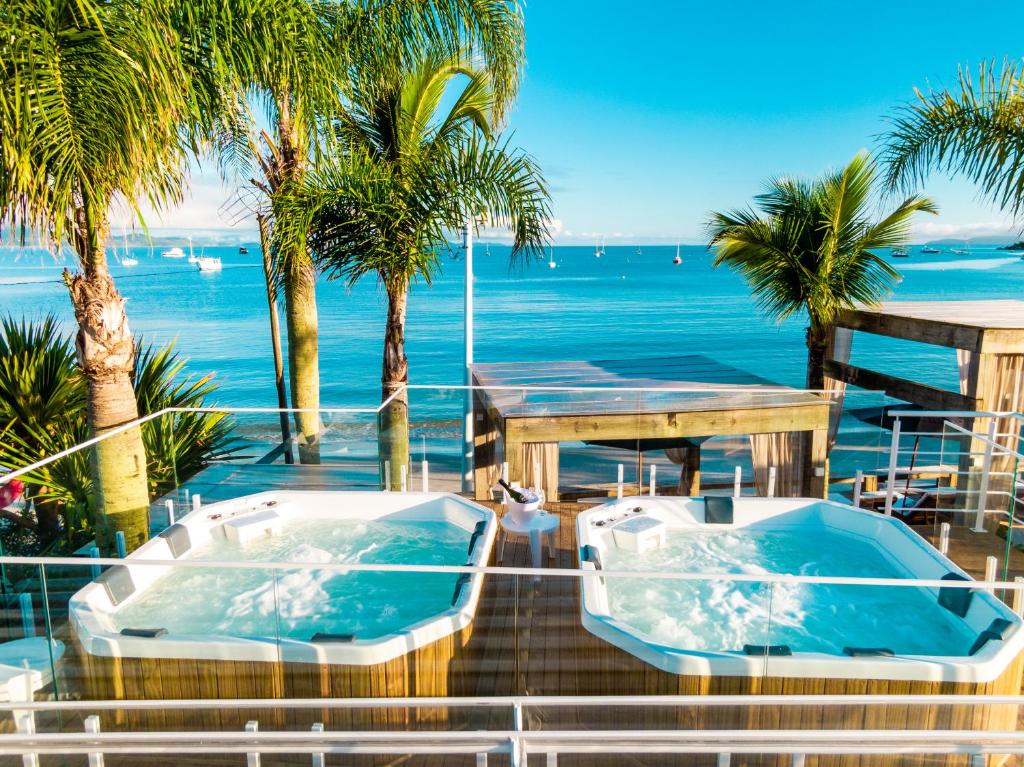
top-left (1013, 576), bottom-right (1024, 617)
top-left (853, 470), bottom-right (863, 507)
top-left (164, 499), bottom-right (175, 525)
top-left (884, 417), bottom-right (901, 517)
top-left (792, 755), bottom-right (806, 767)
top-left (421, 461), bottom-right (429, 493)
top-left (383, 460), bottom-right (391, 491)
top-left (311, 722), bottom-right (325, 767)
top-left (501, 461), bottom-right (509, 483)
top-left (245, 720), bottom-right (260, 767)
top-left (462, 217), bottom-right (474, 494)
top-left (400, 464), bottom-right (408, 493)
top-left (84, 715), bottom-right (103, 767)
top-left (939, 522), bottom-right (951, 556)
top-left (733, 466), bottom-right (741, 498)
top-left (985, 555), bottom-right (998, 594)
top-left (649, 464), bottom-right (657, 496)
top-left (616, 464), bottom-right (624, 500)
top-left (717, 755), bottom-right (731, 767)
top-left (973, 419), bottom-right (998, 532)
top-left (192, 494), bottom-right (201, 512)
top-left (477, 754), bottom-right (489, 767)
top-left (767, 467), bottom-right (776, 498)
top-left (17, 713), bottom-right (38, 767)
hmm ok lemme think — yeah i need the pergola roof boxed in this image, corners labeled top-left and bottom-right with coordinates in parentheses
top-left (837, 300), bottom-right (1024, 354)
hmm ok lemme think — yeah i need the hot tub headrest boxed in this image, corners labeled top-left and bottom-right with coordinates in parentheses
top-left (969, 617), bottom-right (1014, 656)
top-left (95, 565), bottom-right (135, 606)
top-left (120, 627), bottom-right (167, 638)
top-left (311, 632), bottom-right (356, 643)
top-left (704, 496), bottom-right (734, 525)
top-left (580, 544), bottom-right (603, 570)
top-left (158, 523), bottom-right (192, 558)
top-left (742, 644), bottom-right (791, 656)
top-left (451, 573), bottom-right (473, 606)
top-left (474, 520), bottom-right (487, 535)
top-left (843, 646), bottom-right (894, 657)
top-left (938, 572), bottom-right (974, 618)
top-left (467, 531), bottom-right (484, 559)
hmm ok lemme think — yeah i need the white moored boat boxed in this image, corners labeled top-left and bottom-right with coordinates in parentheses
top-left (195, 256), bottom-right (222, 272)
top-left (160, 247), bottom-right (185, 258)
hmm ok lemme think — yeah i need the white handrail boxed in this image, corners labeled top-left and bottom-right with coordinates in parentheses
top-left (0, 554), bottom-right (1014, 590)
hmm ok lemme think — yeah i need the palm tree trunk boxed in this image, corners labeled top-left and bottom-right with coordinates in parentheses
top-left (805, 323), bottom-right (829, 391)
top-left (283, 254), bottom-right (321, 464)
top-left (379, 281), bottom-right (409, 490)
top-left (258, 215), bottom-right (293, 464)
top-left (65, 211), bottom-right (150, 554)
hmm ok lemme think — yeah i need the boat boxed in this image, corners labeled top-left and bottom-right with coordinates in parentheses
top-left (121, 256), bottom-right (138, 267)
top-left (951, 248), bottom-right (969, 255)
top-left (921, 245), bottom-right (941, 254)
top-left (239, 246), bottom-right (249, 255)
top-left (673, 243), bottom-right (682, 265)
top-left (195, 256), bottom-right (222, 272)
top-left (187, 238), bottom-right (199, 263)
top-left (160, 247), bottom-right (185, 258)
top-left (548, 246), bottom-right (557, 269)
top-left (891, 248), bottom-right (909, 258)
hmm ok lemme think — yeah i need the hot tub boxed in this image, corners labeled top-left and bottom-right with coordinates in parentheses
top-left (577, 497), bottom-right (1024, 684)
top-left (69, 490), bottom-right (496, 708)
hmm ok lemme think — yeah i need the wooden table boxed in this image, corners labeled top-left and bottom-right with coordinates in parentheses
top-left (471, 355), bottom-right (830, 501)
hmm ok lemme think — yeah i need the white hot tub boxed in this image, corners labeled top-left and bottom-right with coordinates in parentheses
top-left (577, 496), bottom-right (1024, 682)
top-left (70, 491), bottom-right (497, 666)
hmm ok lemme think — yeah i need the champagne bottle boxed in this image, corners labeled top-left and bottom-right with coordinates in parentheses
top-left (497, 478), bottom-right (528, 504)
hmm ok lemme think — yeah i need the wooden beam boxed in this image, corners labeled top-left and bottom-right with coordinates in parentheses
top-left (823, 359), bottom-right (979, 412)
top-left (836, 308), bottom-right (985, 352)
top-left (504, 403), bottom-right (829, 444)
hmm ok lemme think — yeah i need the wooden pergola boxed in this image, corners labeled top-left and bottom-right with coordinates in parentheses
top-left (470, 355), bottom-right (830, 501)
top-left (826, 300), bottom-right (1024, 413)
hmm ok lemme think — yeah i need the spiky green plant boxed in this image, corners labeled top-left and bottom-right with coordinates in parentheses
top-left (707, 152), bottom-right (937, 391)
top-left (883, 61), bottom-right (1024, 215)
top-left (0, 317), bottom-right (235, 554)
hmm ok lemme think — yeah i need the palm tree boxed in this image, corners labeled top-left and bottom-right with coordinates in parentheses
top-left (274, 50), bottom-right (550, 487)
top-left (0, 0), bottom-right (201, 553)
top-left (707, 152), bottom-right (937, 392)
top-left (883, 61), bottom-right (1024, 215)
top-left (203, 0), bottom-right (528, 465)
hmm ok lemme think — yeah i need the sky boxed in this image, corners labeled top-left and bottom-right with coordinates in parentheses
top-left (126, 0), bottom-right (1024, 244)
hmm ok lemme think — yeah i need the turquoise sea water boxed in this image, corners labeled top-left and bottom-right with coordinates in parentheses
top-left (3, 243), bottom-right (1024, 483)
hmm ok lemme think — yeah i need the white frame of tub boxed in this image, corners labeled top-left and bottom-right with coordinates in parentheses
top-left (70, 491), bottom-right (497, 666)
top-left (576, 496), bottom-right (1024, 682)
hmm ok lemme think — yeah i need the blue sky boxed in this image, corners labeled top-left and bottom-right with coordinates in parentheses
top-left (135, 0), bottom-right (1024, 243)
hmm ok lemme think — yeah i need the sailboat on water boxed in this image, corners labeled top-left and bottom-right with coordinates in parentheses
top-left (120, 231), bottom-right (138, 266)
top-left (673, 243), bottom-right (682, 265)
top-left (548, 246), bottom-right (557, 269)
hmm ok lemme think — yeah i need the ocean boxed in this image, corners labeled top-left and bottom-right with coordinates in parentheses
top-left (3, 242), bottom-right (1024, 488)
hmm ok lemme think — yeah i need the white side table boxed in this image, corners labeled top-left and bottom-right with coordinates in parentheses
top-left (498, 510), bottom-right (559, 568)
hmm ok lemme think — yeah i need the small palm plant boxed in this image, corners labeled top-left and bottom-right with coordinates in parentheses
top-left (274, 49), bottom-right (550, 486)
top-left (883, 61), bottom-right (1024, 214)
top-left (0, 317), bottom-right (236, 554)
top-left (707, 152), bottom-right (937, 392)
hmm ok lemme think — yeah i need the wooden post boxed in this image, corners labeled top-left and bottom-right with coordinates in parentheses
top-left (472, 389), bottom-right (500, 501)
top-left (985, 556), bottom-right (998, 594)
top-left (675, 443), bottom-right (701, 496)
top-left (804, 428), bottom-right (828, 498)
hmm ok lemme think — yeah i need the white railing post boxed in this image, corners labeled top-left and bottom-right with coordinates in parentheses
top-left (501, 461), bottom-right (509, 483)
top-left (17, 712), bottom-right (38, 767)
top-left (421, 461), bottom-right (429, 493)
top-left (511, 700), bottom-right (524, 767)
top-left (649, 464), bottom-right (657, 496)
top-left (973, 420), bottom-right (998, 532)
top-left (985, 555), bottom-right (998, 594)
top-left (717, 754), bottom-right (731, 767)
top-left (767, 467), bottom-right (776, 498)
top-left (192, 494), bottom-right (202, 511)
top-left (384, 460), bottom-right (391, 492)
top-left (165, 499), bottom-right (175, 525)
top-left (1014, 576), bottom-right (1024, 617)
top-left (19, 593), bottom-right (34, 638)
top-left (310, 722), bottom-right (324, 767)
top-left (853, 470), bottom-right (863, 507)
top-left (733, 466), bottom-right (742, 498)
top-left (245, 720), bottom-right (260, 767)
top-left (884, 417), bottom-right (902, 517)
top-left (616, 464), bottom-right (624, 500)
top-left (939, 522), bottom-right (951, 556)
top-left (476, 754), bottom-right (488, 767)
top-left (792, 755), bottom-right (806, 767)
top-left (546, 754), bottom-right (558, 767)
top-left (400, 464), bottom-right (408, 493)
top-left (84, 715), bottom-right (103, 767)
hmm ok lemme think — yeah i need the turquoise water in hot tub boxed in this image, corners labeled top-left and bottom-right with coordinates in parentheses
top-left (601, 527), bottom-right (977, 657)
top-left (113, 518), bottom-right (470, 641)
